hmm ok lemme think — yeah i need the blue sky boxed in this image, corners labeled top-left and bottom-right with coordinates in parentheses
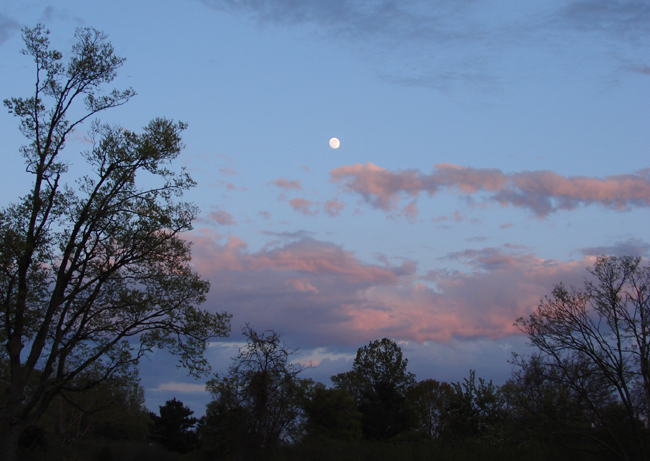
top-left (1, 0), bottom-right (649, 414)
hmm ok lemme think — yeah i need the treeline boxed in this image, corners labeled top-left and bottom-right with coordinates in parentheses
top-left (8, 335), bottom-right (642, 461)
top-left (9, 255), bottom-right (650, 461)
top-left (13, 265), bottom-right (650, 459)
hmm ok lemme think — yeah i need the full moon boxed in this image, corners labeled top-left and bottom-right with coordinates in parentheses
top-left (329, 137), bottom-right (340, 149)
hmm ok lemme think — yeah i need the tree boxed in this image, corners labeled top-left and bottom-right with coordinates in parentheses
top-left (149, 398), bottom-right (198, 453)
top-left (516, 255), bottom-right (650, 461)
top-left (302, 384), bottom-right (362, 442)
top-left (40, 367), bottom-right (149, 445)
top-left (407, 379), bottom-right (454, 439)
top-left (441, 370), bottom-right (506, 444)
top-left (202, 325), bottom-right (308, 460)
top-left (0, 25), bottom-right (230, 461)
top-left (331, 338), bottom-right (416, 402)
top-left (501, 354), bottom-right (612, 456)
top-left (331, 338), bottom-right (417, 440)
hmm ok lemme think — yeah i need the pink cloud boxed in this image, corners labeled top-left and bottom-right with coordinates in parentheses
top-left (258, 211), bottom-right (272, 220)
top-left (289, 198), bottom-right (318, 215)
top-left (219, 167), bottom-right (238, 176)
top-left (271, 178), bottom-right (302, 190)
top-left (207, 209), bottom-right (236, 226)
top-left (188, 233), bottom-right (406, 285)
top-left (330, 162), bottom-right (650, 217)
top-left (432, 211), bottom-right (463, 223)
top-left (345, 248), bottom-right (590, 342)
top-left (286, 278), bottom-right (319, 294)
top-left (186, 231), bottom-right (598, 347)
top-left (402, 201), bottom-right (419, 222)
top-left (324, 198), bottom-right (345, 217)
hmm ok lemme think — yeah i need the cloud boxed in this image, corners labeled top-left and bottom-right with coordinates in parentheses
top-left (432, 210), bottom-right (464, 223)
top-left (330, 162), bottom-right (650, 218)
top-left (558, 0), bottom-right (650, 41)
top-left (402, 201), bottom-right (418, 222)
top-left (187, 231), bottom-right (596, 347)
top-left (578, 238), bottom-right (650, 257)
top-left (289, 197), bottom-right (318, 215)
top-left (219, 167), bottom-right (238, 176)
top-left (200, 0), bottom-right (649, 89)
top-left (270, 178), bottom-right (302, 190)
top-left (258, 210), bottom-right (272, 220)
top-left (207, 209), bottom-right (236, 226)
top-left (286, 278), bottom-right (319, 294)
top-left (0, 14), bottom-right (20, 45)
top-left (324, 198), bottom-right (345, 217)
top-left (630, 65), bottom-right (650, 75)
top-left (260, 230), bottom-right (316, 239)
top-left (149, 382), bottom-right (207, 393)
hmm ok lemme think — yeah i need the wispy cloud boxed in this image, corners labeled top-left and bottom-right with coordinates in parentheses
top-left (200, 0), bottom-right (650, 89)
top-left (0, 13), bottom-right (20, 45)
top-left (578, 238), bottom-right (650, 257)
top-left (207, 209), bottom-right (237, 226)
top-left (219, 167), bottom-right (238, 176)
top-left (289, 197), bottom-right (318, 215)
top-left (330, 162), bottom-right (650, 218)
top-left (270, 178), bottom-right (302, 190)
top-left (324, 198), bottom-right (345, 217)
top-left (260, 230), bottom-right (316, 239)
top-left (149, 382), bottom-right (207, 393)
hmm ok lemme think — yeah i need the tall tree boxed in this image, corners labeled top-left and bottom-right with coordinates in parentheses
top-left (331, 338), bottom-right (417, 440)
top-left (441, 370), bottom-right (506, 444)
top-left (331, 338), bottom-right (416, 402)
top-left (516, 255), bottom-right (650, 461)
top-left (202, 325), bottom-right (308, 460)
top-left (407, 379), bottom-right (454, 439)
top-left (302, 385), bottom-right (362, 442)
top-left (502, 354), bottom-right (611, 456)
top-left (0, 25), bottom-right (230, 461)
top-left (149, 398), bottom-right (198, 454)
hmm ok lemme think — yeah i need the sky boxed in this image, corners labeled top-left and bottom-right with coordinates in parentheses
top-left (1, 0), bottom-right (649, 415)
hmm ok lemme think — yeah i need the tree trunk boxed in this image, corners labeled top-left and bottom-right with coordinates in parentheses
top-left (0, 422), bottom-right (24, 461)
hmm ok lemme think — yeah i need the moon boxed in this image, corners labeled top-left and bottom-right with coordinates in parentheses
top-left (329, 137), bottom-right (340, 149)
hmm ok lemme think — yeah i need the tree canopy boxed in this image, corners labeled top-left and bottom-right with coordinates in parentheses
top-left (202, 325), bottom-right (308, 459)
top-left (516, 255), bottom-right (650, 460)
top-left (331, 338), bottom-right (416, 403)
top-left (0, 24), bottom-right (230, 461)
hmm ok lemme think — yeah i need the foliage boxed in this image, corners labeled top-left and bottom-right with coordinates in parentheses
top-left (331, 338), bottom-right (417, 440)
top-left (0, 24), bottom-right (230, 461)
top-left (149, 398), bottom-right (198, 454)
top-left (45, 370), bottom-right (148, 444)
top-left (302, 384), bottom-right (362, 442)
top-left (331, 338), bottom-right (416, 403)
top-left (502, 354), bottom-right (617, 456)
top-left (516, 255), bottom-right (650, 460)
top-left (407, 379), bottom-right (454, 439)
top-left (200, 325), bottom-right (308, 459)
top-left (441, 370), bottom-right (506, 444)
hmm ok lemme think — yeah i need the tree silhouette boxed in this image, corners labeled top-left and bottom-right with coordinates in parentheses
top-left (202, 325), bottom-right (308, 459)
top-left (332, 338), bottom-right (417, 440)
top-left (0, 25), bottom-right (230, 461)
top-left (149, 398), bottom-right (198, 453)
top-left (517, 255), bottom-right (650, 460)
